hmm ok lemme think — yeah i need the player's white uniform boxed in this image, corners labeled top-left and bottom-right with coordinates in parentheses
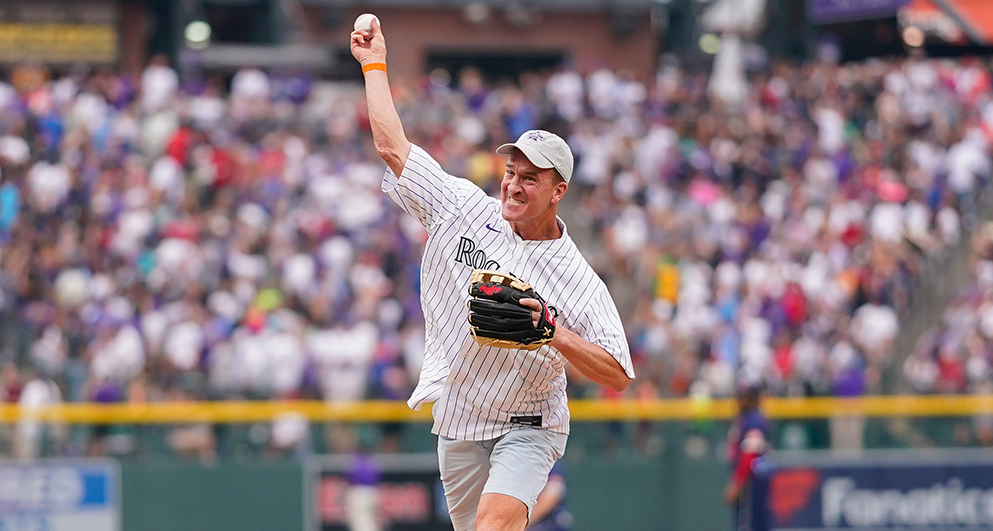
top-left (383, 145), bottom-right (634, 442)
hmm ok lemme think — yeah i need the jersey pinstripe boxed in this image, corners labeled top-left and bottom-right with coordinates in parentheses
top-left (383, 145), bottom-right (634, 441)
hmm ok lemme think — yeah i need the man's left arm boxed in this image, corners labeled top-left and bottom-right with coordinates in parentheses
top-left (519, 281), bottom-right (633, 392)
top-left (551, 327), bottom-right (631, 392)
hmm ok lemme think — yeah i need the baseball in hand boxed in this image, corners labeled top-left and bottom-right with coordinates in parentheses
top-left (354, 13), bottom-right (378, 32)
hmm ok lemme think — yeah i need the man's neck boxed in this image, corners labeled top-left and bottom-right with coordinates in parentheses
top-left (511, 216), bottom-right (563, 241)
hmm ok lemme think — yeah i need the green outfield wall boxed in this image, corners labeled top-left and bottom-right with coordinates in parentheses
top-left (119, 453), bottom-right (729, 531)
top-left (121, 459), bottom-right (302, 531)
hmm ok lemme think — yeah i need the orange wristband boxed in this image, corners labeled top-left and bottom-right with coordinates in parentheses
top-left (362, 62), bottom-right (387, 75)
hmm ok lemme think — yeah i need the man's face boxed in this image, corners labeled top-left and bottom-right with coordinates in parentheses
top-left (500, 151), bottom-right (566, 224)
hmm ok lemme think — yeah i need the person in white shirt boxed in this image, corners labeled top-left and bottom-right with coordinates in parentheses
top-left (140, 54), bottom-right (178, 114)
top-left (350, 18), bottom-right (634, 531)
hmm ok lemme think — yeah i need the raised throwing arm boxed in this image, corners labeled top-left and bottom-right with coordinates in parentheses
top-left (349, 17), bottom-right (411, 177)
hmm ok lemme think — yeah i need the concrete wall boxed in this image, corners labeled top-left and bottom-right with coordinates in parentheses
top-left (306, 6), bottom-right (660, 85)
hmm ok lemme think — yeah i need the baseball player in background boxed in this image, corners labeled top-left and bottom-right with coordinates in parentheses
top-left (527, 461), bottom-right (572, 531)
top-left (724, 383), bottom-right (771, 531)
top-left (350, 17), bottom-right (634, 531)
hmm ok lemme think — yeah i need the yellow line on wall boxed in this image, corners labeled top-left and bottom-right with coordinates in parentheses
top-left (0, 395), bottom-right (990, 424)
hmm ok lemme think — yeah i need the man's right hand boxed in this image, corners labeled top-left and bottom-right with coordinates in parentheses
top-left (349, 13), bottom-right (410, 177)
top-left (350, 16), bottom-right (387, 67)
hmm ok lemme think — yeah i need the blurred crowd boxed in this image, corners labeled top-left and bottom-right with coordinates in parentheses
top-left (606, 52), bottom-right (992, 402)
top-left (0, 45), bottom-right (991, 457)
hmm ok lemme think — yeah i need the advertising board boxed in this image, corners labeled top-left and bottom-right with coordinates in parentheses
top-left (807, 0), bottom-right (910, 24)
top-left (305, 453), bottom-right (452, 531)
top-left (0, 459), bottom-right (120, 531)
top-left (769, 449), bottom-right (993, 530)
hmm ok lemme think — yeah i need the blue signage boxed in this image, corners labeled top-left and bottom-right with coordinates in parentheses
top-left (807, 0), bottom-right (911, 24)
top-left (769, 450), bottom-right (993, 529)
top-left (0, 460), bottom-right (120, 531)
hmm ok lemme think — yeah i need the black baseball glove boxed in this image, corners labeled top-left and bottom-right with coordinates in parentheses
top-left (467, 269), bottom-right (556, 350)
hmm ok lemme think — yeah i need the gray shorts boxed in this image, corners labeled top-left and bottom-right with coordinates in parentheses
top-left (438, 428), bottom-right (568, 531)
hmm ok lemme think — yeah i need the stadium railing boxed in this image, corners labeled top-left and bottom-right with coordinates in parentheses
top-left (2, 394), bottom-right (991, 423)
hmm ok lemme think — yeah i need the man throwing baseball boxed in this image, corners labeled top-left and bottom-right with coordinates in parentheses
top-left (351, 18), bottom-right (634, 531)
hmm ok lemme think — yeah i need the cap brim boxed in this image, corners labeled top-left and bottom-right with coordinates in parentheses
top-left (495, 142), bottom-right (555, 170)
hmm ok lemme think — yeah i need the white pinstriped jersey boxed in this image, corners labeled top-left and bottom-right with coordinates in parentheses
top-left (383, 145), bottom-right (634, 441)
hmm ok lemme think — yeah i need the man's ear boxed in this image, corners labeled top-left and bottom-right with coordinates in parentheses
top-left (550, 182), bottom-right (568, 204)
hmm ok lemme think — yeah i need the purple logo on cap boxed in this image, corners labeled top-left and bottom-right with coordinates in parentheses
top-left (526, 131), bottom-right (545, 143)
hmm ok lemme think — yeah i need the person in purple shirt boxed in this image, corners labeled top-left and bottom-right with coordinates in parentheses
top-left (346, 450), bottom-right (382, 531)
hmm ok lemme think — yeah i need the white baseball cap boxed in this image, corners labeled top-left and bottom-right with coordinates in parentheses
top-left (496, 130), bottom-right (574, 183)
